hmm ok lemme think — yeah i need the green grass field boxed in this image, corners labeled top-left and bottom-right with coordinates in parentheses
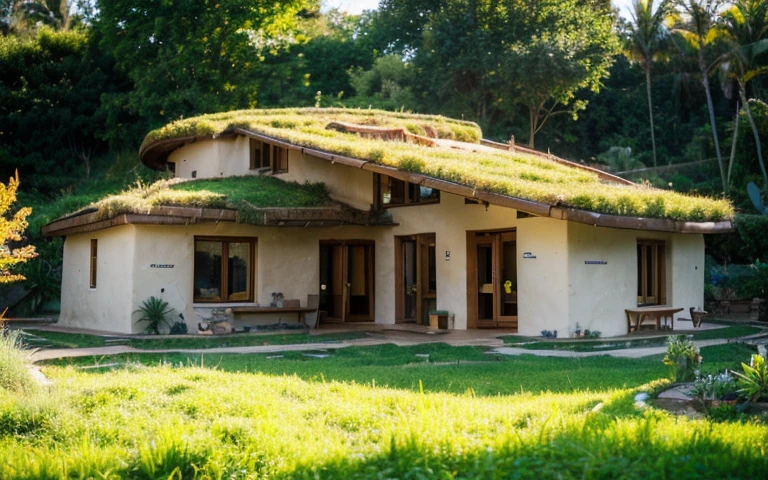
top-left (3, 343), bottom-right (766, 478)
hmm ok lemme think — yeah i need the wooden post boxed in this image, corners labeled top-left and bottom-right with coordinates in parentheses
top-left (508, 135), bottom-right (515, 153)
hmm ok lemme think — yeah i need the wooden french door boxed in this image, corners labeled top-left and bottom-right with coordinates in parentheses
top-left (467, 231), bottom-right (518, 329)
top-left (395, 234), bottom-right (437, 324)
top-left (319, 240), bottom-right (375, 323)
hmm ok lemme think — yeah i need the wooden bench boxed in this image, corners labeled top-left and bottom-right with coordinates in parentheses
top-left (231, 306), bottom-right (316, 325)
top-left (625, 306), bottom-right (684, 333)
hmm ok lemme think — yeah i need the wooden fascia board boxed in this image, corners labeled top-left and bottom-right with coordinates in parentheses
top-left (549, 207), bottom-right (735, 233)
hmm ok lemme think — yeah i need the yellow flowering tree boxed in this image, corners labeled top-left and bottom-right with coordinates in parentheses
top-left (0, 172), bottom-right (36, 284)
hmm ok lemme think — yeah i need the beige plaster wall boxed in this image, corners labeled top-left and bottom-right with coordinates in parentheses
top-left (567, 224), bottom-right (704, 337)
top-left (278, 149), bottom-right (374, 210)
top-left (168, 136), bottom-right (252, 179)
top-left (670, 234), bottom-right (705, 313)
top-left (516, 217), bottom-right (570, 336)
top-left (59, 225), bottom-right (136, 333)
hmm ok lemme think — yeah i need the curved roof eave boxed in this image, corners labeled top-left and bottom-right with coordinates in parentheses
top-left (139, 128), bottom-right (734, 234)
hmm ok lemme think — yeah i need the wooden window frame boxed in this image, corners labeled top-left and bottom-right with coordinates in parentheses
top-left (374, 173), bottom-right (440, 208)
top-left (89, 239), bottom-right (97, 289)
top-left (637, 240), bottom-right (666, 306)
top-left (193, 237), bottom-right (256, 303)
top-left (250, 139), bottom-right (288, 173)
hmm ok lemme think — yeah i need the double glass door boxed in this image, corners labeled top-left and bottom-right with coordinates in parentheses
top-left (319, 241), bottom-right (375, 323)
top-left (470, 231), bottom-right (518, 329)
top-left (397, 234), bottom-right (437, 324)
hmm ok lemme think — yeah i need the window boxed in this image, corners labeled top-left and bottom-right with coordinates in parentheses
top-left (166, 162), bottom-right (176, 176)
top-left (375, 174), bottom-right (439, 207)
top-left (89, 239), bottom-right (97, 288)
top-left (637, 240), bottom-right (666, 306)
top-left (250, 139), bottom-right (288, 173)
top-left (194, 238), bottom-right (255, 302)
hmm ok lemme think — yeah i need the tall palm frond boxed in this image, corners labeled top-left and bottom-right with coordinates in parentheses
top-left (720, 0), bottom-right (768, 189)
top-left (672, 0), bottom-right (728, 191)
top-left (626, 0), bottom-right (674, 167)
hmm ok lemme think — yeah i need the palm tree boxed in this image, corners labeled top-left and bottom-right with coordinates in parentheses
top-left (626, 0), bottom-right (673, 168)
top-left (721, 0), bottom-right (768, 188)
top-left (673, 0), bottom-right (727, 192)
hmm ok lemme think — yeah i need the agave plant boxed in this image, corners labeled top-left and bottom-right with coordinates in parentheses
top-left (134, 297), bottom-right (176, 335)
top-left (733, 354), bottom-right (768, 403)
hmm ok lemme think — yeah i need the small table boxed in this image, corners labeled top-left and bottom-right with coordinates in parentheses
top-left (625, 306), bottom-right (684, 333)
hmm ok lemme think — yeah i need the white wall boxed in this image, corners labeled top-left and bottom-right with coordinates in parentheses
top-left (516, 217), bottom-right (569, 336)
top-left (59, 225), bottom-right (136, 333)
top-left (168, 136), bottom-right (252, 179)
top-left (567, 224), bottom-right (705, 337)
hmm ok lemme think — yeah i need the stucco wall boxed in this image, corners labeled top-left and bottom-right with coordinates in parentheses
top-left (567, 224), bottom-right (704, 337)
top-left (168, 136), bottom-right (252, 179)
top-left (59, 225), bottom-right (136, 333)
top-left (516, 217), bottom-right (570, 336)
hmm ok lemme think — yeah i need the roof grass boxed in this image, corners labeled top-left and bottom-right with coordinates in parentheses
top-left (74, 175), bottom-right (332, 222)
top-left (142, 108), bottom-right (734, 222)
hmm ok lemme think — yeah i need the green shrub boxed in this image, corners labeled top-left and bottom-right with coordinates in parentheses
top-left (662, 335), bottom-right (701, 382)
top-left (733, 354), bottom-right (768, 403)
top-left (134, 297), bottom-right (176, 335)
top-left (0, 326), bottom-right (33, 393)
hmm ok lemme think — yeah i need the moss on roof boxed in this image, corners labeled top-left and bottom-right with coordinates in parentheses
top-left (142, 108), bottom-right (734, 222)
top-left (80, 176), bottom-right (332, 223)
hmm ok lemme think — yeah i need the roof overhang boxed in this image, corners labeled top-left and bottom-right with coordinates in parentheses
top-left (137, 128), bottom-right (735, 234)
top-left (42, 204), bottom-right (394, 238)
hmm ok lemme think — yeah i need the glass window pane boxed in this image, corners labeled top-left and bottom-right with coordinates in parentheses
top-left (228, 242), bottom-right (251, 301)
top-left (195, 241), bottom-right (223, 300)
top-left (420, 186), bottom-right (439, 202)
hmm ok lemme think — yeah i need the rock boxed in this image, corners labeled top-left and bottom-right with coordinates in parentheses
top-left (212, 322), bottom-right (233, 334)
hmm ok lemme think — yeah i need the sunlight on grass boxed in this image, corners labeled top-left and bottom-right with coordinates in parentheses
top-left (2, 357), bottom-right (766, 479)
top-left (140, 108), bottom-right (734, 222)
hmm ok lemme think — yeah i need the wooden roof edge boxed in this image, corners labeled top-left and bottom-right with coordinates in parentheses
top-left (549, 207), bottom-right (735, 233)
top-left (41, 204), bottom-right (389, 237)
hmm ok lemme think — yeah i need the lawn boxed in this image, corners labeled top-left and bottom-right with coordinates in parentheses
top-left (501, 325), bottom-right (765, 352)
top-left (24, 329), bottom-right (367, 350)
top-left (3, 343), bottom-right (766, 478)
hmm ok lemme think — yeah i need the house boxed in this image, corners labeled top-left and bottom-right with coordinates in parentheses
top-left (42, 108), bottom-right (734, 336)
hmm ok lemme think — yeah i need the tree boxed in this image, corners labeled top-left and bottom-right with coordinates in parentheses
top-left (94, 0), bottom-right (313, 142)
top-left (0, 172), bottom-right (36, 284)
top-left (673, 0), bottom-right (728, 191)
top-left (721, 0), bottom-right (768, 188)
top-left (0, 28), bottom-right (111, 188)
top-left (626, 0), bottom-right (673, 167)
top-left (408, 0), bottom-right (619, 148)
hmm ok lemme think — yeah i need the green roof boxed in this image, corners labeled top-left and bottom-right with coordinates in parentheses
top-left (141, 108), bottom-right (734, 223)
top-left (78, 176), bottom-right (332, 222)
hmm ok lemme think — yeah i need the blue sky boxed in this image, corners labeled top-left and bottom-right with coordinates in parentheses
top-left (327, 0), bottom-right (636, 18)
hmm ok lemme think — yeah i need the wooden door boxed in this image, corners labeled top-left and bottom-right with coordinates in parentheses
top-left (497, 232), bottom-right (518, 328)
top-left (395, 234), bottom-right (437, 324)
top-left (467, 230), bottom-right (518, 330)
top-left (320, 241), bottom-right (375, 323)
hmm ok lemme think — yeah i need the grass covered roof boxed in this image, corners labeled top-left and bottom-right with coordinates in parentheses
top-left (67, 176), bottom-right (333, 222)
top-left (141, 108), bottom-right (733, 223)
